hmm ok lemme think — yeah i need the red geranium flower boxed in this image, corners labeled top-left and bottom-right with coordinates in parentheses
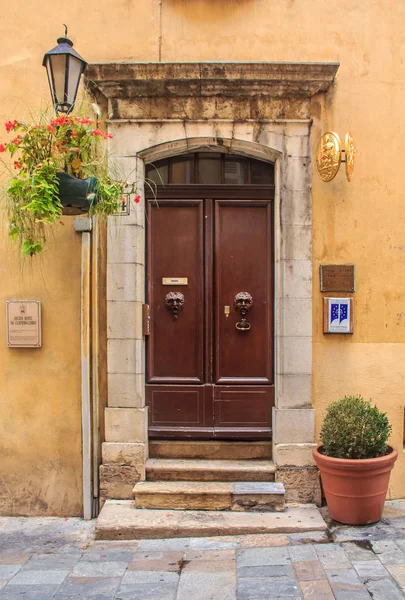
top-left (5, 120), bottom-right (18, 133)
top-left (0, 144), bottom-right (6, 152)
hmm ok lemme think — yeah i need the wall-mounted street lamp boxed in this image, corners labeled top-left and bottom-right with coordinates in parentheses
top-left (43, 25), bottom-right (87, 114)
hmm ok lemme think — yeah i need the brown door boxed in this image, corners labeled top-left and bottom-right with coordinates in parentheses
top-left (146, 186), bottom-right (274, 439)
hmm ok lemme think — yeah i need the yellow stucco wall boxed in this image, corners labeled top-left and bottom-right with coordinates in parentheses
top-left (0, 225), bottom-right (82, 515)
top-left (1, 0), bottom-right (404, 512)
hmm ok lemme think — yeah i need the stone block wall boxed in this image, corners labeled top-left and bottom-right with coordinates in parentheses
top-left (99, 157), bottom-right (148, 508)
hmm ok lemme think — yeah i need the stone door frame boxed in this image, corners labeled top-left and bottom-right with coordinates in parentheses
top-left (89, 61), bottom-right (339, 504)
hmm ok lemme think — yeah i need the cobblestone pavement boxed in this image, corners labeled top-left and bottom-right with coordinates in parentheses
top-left (2, 502), bottom-right (405, 599)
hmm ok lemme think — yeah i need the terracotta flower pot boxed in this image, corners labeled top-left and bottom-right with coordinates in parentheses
top-left (313, 445), bottom-right (398, 525)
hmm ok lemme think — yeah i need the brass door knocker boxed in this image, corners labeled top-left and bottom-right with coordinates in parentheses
top-left (165, 291), bottom-right (185, 320)
top-left (234, 291), bottom-right (253, 331)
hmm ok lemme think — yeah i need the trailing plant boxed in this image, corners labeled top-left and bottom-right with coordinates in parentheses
top-left (320, 395), bottom-right (392, 460)
top-left (0, 113), bottom-right (139, 256)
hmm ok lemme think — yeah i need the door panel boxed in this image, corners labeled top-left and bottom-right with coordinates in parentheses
top-left (215, 200), bottom-right (273, 385)
top-left (147, 200), bottom-right (204, 384)
top-left (148, 384), bottom-right (213, 437)
top-left (214, 386), bottom-right (274, 438)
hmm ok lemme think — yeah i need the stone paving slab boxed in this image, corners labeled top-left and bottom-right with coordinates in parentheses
top-left (299, 579), bottom-right (334, 599)
top-left (128, 550), bottom-right (184, 571)
top-left (8, 569), bottom-right (70, 585)
top-left (2, 502), bottom-right (405, 598)
top-left (0, 584), bottom-right (61, 599)
top-left (351, 559), bottom-right (390, 581)
top-left (364, 577), bottom-right (405, 600)
top-left (115, 582), bottom-right (178, 600)
top-left (55, 576), bottom-right (121, 598)
top-left (238, 576), bottom-right (301, 599)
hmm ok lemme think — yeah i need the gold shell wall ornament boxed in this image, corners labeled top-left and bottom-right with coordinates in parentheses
top-left (345, 132), bottom-right (356, 182)
top-left (316, 131), bottom-right (342, 182)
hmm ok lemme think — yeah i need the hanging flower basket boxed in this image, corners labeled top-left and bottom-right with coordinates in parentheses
top-left (0, 112), bottom-right (138, 256)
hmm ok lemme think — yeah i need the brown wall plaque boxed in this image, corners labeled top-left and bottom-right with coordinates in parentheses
top-left (320, 264), bottom-right (355, 292)
top-left (6, 301), bottom-right (41, 348)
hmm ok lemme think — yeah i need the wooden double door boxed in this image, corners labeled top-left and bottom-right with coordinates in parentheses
top-left (146, 186), bottom-right (274, 439)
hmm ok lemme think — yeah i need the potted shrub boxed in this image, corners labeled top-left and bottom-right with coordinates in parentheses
top-left (0, 113), bottom-right (138, 256)
top-left (313, 395), bottom-right (397, 525)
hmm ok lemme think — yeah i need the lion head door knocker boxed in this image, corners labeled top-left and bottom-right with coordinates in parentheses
top-left (234, 291), bottom-right (253, 331)
top-left (165, 291), bottom-right (185, 321)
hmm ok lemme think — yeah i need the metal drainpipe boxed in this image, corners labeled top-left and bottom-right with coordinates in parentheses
top-left (74, 216), bottom-right (93, 520)
top-left (91, 217), bottom-right (100, 518)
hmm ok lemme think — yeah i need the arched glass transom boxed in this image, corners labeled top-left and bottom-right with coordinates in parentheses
top-left (145, 152), bottom-right (274, 185)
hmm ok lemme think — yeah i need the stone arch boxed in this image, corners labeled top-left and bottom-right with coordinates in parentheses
top-left (137, 136), bottom-right (282, 166)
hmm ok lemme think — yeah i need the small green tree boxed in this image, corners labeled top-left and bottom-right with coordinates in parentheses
top-left (320, 395), bottom-right (391, 459)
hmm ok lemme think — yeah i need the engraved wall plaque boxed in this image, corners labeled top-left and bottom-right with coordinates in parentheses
top-left (6, 301), bottom-right (41, 348)
top-left (320, 264), bottom-right (355, 292)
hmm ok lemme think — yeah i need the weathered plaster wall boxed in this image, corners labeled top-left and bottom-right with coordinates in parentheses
top-left (0, 224), bottom-right (83, 515)
top-left (0, 0), bottom-right (404, 510)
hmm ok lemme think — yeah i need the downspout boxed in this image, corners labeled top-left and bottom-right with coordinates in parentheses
top-left (91, 217), bottom-right (100, 518)
top-left (74, 216), bottom-right (93, 520)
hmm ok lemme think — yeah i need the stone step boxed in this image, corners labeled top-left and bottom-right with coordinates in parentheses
top-left (96, 500), bottom-right (327, 540)
top-left (134, 481), bottom-right (285, 511)
top-left (146, 458), bottom-right (276, 482)
top-left (149, 440), bottom-right (272, 460)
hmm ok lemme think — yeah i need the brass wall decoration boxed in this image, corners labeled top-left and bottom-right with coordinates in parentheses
top-left (316, 132), bottom-right (341, 182)
top-left (344, 132), bottom-right (355, 182)
top-left (165, 291), bottom-right (185, 320)
top-left (234, 291), bottom-right (253, 331)
top-left (316, 131), bottom-right (356, 182)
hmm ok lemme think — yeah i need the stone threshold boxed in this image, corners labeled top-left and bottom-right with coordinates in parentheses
top-left (96, 500), bottom-right (327, 540)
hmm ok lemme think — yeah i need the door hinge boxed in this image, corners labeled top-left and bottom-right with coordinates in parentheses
top-left (142, 304), bottom-right (151, 336)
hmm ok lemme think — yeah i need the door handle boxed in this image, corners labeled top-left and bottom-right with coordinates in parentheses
top-left (234, 292), bottom-right (253, 331)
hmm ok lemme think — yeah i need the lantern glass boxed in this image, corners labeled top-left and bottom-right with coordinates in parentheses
top-left (67, 56), bottom-right (84, 105)
top-left (48, 54), bottom-right (67, 106)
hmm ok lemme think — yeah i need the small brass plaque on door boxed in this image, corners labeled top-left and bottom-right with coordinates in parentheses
top-left (162, 278), bottom-right (188, 285)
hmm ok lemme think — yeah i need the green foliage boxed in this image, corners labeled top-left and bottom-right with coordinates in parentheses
top-left (320, 395), bottom-right (392, 459)
top-left (0, 111), bottom-right (136, 256)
